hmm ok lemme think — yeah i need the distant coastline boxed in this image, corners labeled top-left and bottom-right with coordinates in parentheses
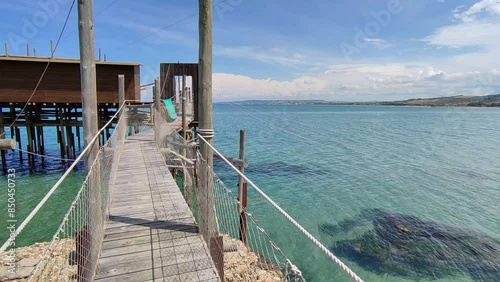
top-left (222, 94), bottom-right (500, 107)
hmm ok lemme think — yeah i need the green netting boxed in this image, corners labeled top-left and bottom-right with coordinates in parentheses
top-left (162, 98), bottom-right (177, 119)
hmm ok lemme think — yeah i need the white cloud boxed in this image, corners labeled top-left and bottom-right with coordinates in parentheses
top-left (214, 45), bottom-right (325, 68)
top-left (212, 64), bottom-right (500, 101)
top-left (418, 0), bottom-right (500, 76)
top-left (211, 1), bottom-right (500, 101)
top-left (454, 0), bottom-right (500, 21)
top-left (213, 73), bottom-right (327, 101)
top-left (423, 21), bottom-right (500, 48)
top-left (363, 38), bottom-right (392, 48)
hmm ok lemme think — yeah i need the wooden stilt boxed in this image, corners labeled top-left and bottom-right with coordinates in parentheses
top-left (239, 182), bottom-right (248, 245)
top-left (0, 108), bottom-right (6, 172)
top-left (58, 108), bottom-right (67, 166)
top-left (15, 127), bottom-right (22, 163)
top-left (65, 124), bottom-right (72, 159)
top-left (40, 126), bottom-right (45, 166)
top-left (76, 126), bottom-right (81, 150)
top-left (26, 110), bottom-right (33, 169)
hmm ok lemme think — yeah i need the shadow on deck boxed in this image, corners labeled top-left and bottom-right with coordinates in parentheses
top-left (95, 129), bottom-right (219, 282)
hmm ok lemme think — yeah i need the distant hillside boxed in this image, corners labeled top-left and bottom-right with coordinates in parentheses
top-left (226, 100), bottom-right (325, 105)
top-left (226, 94), bottom-right (500, 107)
top-left (375, 94), bottom-right (500, 107)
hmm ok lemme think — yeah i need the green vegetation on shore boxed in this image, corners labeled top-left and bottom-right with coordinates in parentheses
top-left (227, 94), bottom-right (500, 107)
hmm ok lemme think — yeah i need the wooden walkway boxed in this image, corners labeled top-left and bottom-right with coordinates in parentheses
top-left (95, 126), bottom-right (219, 282)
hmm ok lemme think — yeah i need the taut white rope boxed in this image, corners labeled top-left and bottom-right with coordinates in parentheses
top-left (0, 102), bottom-right (127, 254)
top-left (197, 134), bottom-right (365, 282)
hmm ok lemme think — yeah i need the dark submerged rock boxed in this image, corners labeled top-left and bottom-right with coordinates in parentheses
top-left (320, 209), bottom-right (500, 281)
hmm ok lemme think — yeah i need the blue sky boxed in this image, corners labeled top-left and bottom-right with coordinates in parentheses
top-left (1, 0), bottom-right (500, 101)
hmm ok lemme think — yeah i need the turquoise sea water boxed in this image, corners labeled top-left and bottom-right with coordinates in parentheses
top-left (2, 105), bottom-right (500, 281)
top-left (212, 104), bottom-right (500, 282)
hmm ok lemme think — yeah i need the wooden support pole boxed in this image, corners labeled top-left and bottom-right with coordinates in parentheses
top-left (15, 127), bottom-right (22, 163)
top-left (198, 0), bottom-right (215, 246)
top-left (59, 109), bottom-right (67, 164)
top-left (239, 182), bottom-right (248, 245)
top-left (237, 129), bottom-right (246, 212)
top-left (76, 126), bottom-right (81, 150)
top-left (118, 75), bottom-right (125, 114)
top-left (0, 108), bottom-right (6, 172)
top-left (154, 77), bottom-right (161, 113)
top-left (39, 126), bottom-right (45, 165)
top-left (182, 75), bottom-right (187, 140)
top-left (65, 122), bottom-right (72, 159)
top-left (77, 0), bottom-right (99, 279)
top-left (25, 110), bottom-right (33, 169)
top-left (31, 122), bottom-right (37, 154)
top-left (181, 75), bottom-right (189, 203)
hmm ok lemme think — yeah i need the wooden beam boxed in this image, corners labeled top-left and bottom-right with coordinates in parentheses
top-left (0, 139), bottom-right (16, 150)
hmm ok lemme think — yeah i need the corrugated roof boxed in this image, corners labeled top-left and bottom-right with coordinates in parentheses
top-left (0, 55), bottom-right (140, 66)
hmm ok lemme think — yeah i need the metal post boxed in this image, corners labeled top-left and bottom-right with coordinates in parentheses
top-left (26, 43), bottom-right (29, 56)
top-left (198, 0), bottom-right (215, 246)
top-left (77, 0), bottom-right (99, 280)
top-left (4, 42), bottom-right (8, 56)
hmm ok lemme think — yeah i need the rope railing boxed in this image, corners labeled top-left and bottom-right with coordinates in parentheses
top-left (154, 107), bottom-right (307, 281)
top-left (0, 103), bottom-right (135, 281)
top-left (197, 134), bottom-right (365, 282)
top-left (0, 102), bottom-right (127, 255)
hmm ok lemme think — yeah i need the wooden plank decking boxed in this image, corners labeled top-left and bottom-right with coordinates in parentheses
top-left (95, 126), bottom-right (219, 282)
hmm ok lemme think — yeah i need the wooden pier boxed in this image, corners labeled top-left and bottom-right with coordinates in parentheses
top-left (95, 126), bottom-right (219, 282)
top-left (0, 55), bottom-right (141, 170)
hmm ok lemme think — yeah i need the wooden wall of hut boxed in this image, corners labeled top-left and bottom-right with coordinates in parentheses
top-left (159, 63), bottom-right (198, 122)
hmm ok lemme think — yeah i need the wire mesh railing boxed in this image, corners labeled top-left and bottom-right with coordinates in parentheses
top-left (28, 105), bottom-right (130, 282)
top-left (0, 104), bottom-right (134, 282)
top-left (197, 134), bottom-right (365, 282)
top-left (154, 106), bottom-right (306, 281)
top-left (1, 99), bottom-right (361, 281)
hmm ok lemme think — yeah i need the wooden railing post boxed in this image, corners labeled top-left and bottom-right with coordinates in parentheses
top-left (239, 182), bottom-right (248, 245)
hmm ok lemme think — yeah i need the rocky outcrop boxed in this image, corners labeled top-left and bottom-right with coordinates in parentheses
top-left (222, 236), bottom-right (283, 282)
top-left (0, 239), bottom-right (76, 282)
